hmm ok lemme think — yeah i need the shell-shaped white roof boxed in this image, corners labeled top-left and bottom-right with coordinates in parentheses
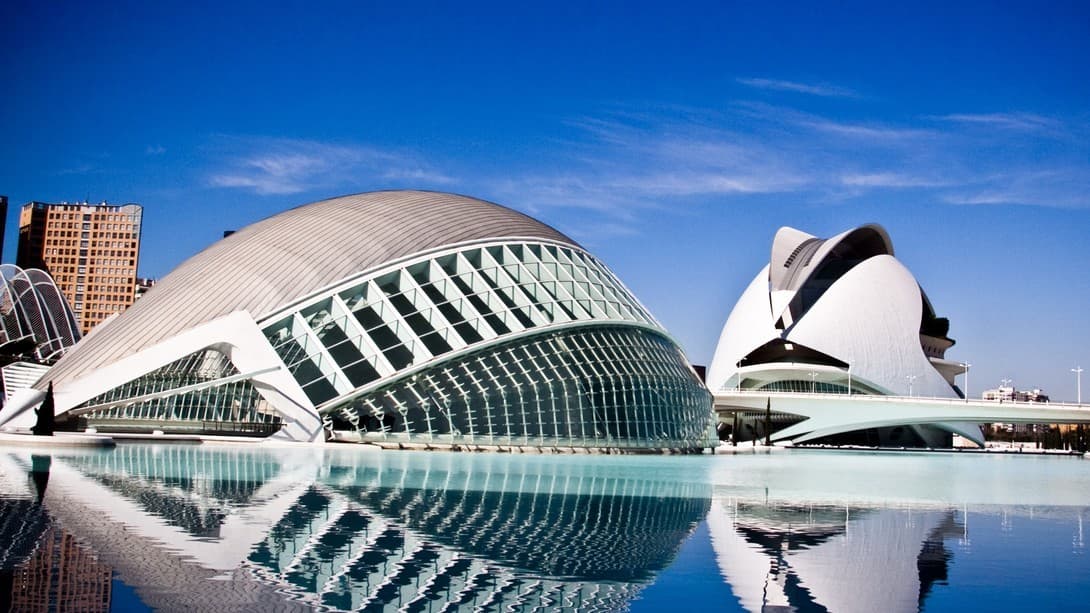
top-left (43, 190), bottom-right (576, 387)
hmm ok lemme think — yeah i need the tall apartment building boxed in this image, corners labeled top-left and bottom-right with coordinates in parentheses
top-left (17, 201), bottom-right (142, 335)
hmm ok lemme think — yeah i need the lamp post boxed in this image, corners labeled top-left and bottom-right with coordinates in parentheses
top-left (906, 374), bottom-right (917, 397)
top-left (1073, 366), bottom-right (1083, 405)
top-left (962, 363), bottom-right (971, 402)
top-left (847, 357), bottom-right (853, 397)
top-left (808, 370), bottom-right (818, 393)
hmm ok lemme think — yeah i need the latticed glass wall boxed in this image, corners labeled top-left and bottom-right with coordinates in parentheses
top-left (262, 241), bottom-right (659, 408)
top-left (325, 325), bottom-right (712, 450)
top-left (76, 348), bottom-right (281, 434)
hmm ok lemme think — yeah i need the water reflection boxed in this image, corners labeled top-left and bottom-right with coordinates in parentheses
top-left (708, 499), bottom-right (966, 612)
top-left (0, 446), bottom-right (1087, 612)
top-left (0, 445), bottom-right (709, 611)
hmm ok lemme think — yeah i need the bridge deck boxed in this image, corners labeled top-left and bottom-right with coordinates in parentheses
top-left (713, 390), bottom-right (1090, 443)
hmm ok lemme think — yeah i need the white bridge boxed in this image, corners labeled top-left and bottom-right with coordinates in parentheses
top-left (714, 390), bottom-right (1090, 444)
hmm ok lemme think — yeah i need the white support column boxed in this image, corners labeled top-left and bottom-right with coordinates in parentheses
top-left (553, 248), bottom-right (620, 320)
top-left (329, 293), bottom-right (397, 377)
top-left (397, 268), bottom-right (468, 351)
top-left (479, 247), bottom-right (551, 328)
top-left (528, 247), bottom-right (593, 321)
top-left (454, 251), bottom-right (527, 334)
top-left (368, 278), bottom-right (433, 365)
top-left (291, 313), bottom-right (353, 396)
top-left (429, 259), bottom-right (499, 342)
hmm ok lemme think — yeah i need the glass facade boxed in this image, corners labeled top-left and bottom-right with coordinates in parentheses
top-left (76, 349), bottom-right (281, 435)
top-left (261, 240), bottom-right (711, 449)
top-left (262, 242), bottom-right (658, 408)
top-left (327, 325), bottom-right (710, 449)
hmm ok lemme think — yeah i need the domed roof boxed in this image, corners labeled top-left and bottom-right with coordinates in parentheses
top-left (44, 190), bottom-right (577, 387)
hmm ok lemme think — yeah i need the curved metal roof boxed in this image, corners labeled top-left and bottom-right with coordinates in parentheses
top-left (43, 190), bottom-right (577, 388)
top-left (769, 223), bottom-right (893, 293)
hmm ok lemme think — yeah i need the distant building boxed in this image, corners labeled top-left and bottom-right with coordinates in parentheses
top-left (982, 385), bottom-right (1049, 403)
top-left (16, 201), bottom-right (143, 335)
top-left (983, 385), bottom-right (1050, 435)
top-left (135, 276), bottom-right (156, 300)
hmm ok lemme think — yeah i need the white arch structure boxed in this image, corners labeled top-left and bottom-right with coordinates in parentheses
top-left (0, 264), bottom-right (81, 361)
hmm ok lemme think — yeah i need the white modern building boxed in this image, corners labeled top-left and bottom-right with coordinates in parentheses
top-left (707, 224), bottom-right (980, 447)
top-left (0, 263), bottom-right (81, 363)
top-left (0, 191), bottom-right (712, 449)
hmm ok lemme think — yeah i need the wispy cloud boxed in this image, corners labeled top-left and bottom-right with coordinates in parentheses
top-left (208, 137), bottom-right (454, 195)
top-left (57, 163), bottom-right (99, 176)
top-left (145, 144), bottom-right (166, 155)
top-left (483, 98), bottom-right (1090, 229)
top-left (943, 169), bottom-right (1090, 208)
top-left (737, 77), bottom-right (859, 98)
top-left (930, 112), bottom-right (1062, 132)
top-left (804, 119), bottom-right (935, 142)
top-left (205, 97), bottom-right (1090, 230)
top-left (840, 172), bottom-right (954, 188)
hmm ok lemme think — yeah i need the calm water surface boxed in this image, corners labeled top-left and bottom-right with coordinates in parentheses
top-left (0, 444), bottom-right (1088, 612)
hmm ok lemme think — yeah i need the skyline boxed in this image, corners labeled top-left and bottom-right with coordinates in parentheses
top-left (2, 1), bottom-right (1088, 400)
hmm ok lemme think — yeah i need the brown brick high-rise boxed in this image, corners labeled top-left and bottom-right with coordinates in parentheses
top-left (17, 201), bottom-right (143, 335)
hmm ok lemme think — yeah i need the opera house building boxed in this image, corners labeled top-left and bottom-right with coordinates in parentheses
top-left (707, 224), bottom-right (979, 447)
top-left (0, 191), bottom-right (712, 451)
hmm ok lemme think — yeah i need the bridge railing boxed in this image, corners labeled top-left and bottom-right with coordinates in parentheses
top-left (715, 388), bottom-right (1088, 409)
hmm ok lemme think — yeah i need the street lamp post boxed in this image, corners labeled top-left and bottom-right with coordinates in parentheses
top-left (808, 370), bottom-right (818, 393)
top-left (1073, 366), bottom-right (1084, 405)
top-left (847, 357), bottom-right (853, 397)
top-left (963, 363), bottom-right (971, 402)
top-left (906, 374), bottom-right (917, 397)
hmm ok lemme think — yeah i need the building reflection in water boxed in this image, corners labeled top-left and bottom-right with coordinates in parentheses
top-left (708, 497), bottom-right (965, 613)
top-left (0, 454), bottom-right (112, 612)
top-left (0, 445), bottom-right (710, 612)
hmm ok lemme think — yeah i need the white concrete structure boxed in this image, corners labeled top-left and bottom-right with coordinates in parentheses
top-left (0, 191), bottom-right (711, 449)
top-left (708, 224), bottom-right (980, 447)
top-left (0, 263), bottom-right (81, 362)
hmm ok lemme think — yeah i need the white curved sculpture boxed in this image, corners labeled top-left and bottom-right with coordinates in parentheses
top-left (708, 224), bottom-right (978, 447)
top-left (0, 264), bottom-right (81, 362)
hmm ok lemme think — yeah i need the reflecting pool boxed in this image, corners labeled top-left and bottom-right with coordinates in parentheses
top-left (0, 445), bottom-right (1088, 611)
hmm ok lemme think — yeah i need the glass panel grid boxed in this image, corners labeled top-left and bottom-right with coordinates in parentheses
top-left (262, 242), bottom-right (661, 409)
top-left (326, 326), bottom-right (712, 450)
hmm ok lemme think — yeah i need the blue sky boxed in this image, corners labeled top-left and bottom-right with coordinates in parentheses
top-left (2, 1), bottom-right (1088, 399)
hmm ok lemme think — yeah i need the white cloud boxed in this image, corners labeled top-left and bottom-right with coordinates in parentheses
top-left (840, 173), bottom-right (953, 188)
top-left (487, 100), bottom-right (1090, 221)
top-left (931, 112), bottom-right (1062, 132)
top-left (942, 169), bottom-right (1090, 208)
top-left (737, 77), bottom-right (859, 98)
top-left (208, 137), bottom-right (454, 196)
top-left (804, 119), bottom-right (935, 142)
top-left (145, 144), bottom-right (166, 155)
